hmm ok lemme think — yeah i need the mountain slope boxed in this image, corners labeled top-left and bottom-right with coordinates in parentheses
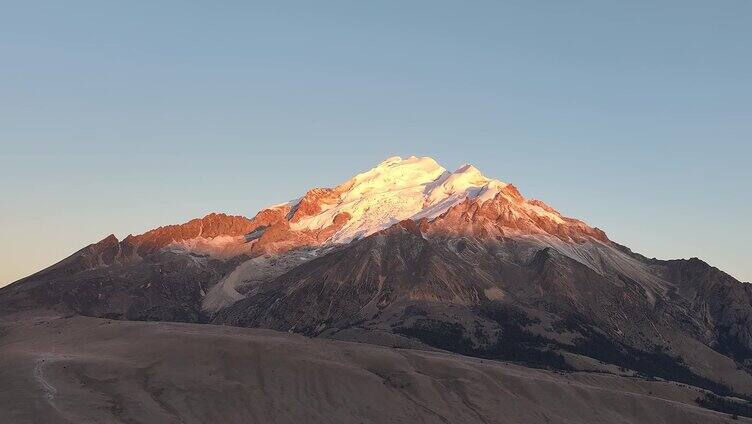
top-left (3, 155), bottom-right (752, 409)
top-left (213, 217), bottom-right (752, 396)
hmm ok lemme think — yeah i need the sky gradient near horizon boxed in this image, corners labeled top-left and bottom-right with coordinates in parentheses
top-left (1, 0), bottom-right (750, 285)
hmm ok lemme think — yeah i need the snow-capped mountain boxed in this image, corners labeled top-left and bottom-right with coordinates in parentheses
top-left (71, 156), bottom-right (607, 265)
top-left (283, 155), bottom-right (604, 244)
top-left (3, 155), bottom-right (752, 401)
top-left (287, 156), bottom-right (507, 243)
top-left (116, 156), bottom-right (608, 260)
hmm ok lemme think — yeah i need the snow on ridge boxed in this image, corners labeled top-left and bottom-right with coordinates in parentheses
top-left (288, 156), bottom-right (511, 243)
top-left (336, 156), bottom-right (446, 201)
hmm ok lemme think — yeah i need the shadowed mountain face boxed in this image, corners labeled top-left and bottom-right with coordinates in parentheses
top-left (211, 220), bottom-right (752, 397)
top-left (3, 156), bottom-right (752, 415)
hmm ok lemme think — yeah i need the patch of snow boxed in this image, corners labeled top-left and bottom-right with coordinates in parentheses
top-left (201, 258), bottom-right (254, 313)
top-left (484, 287), bottom-right (506, 301)
top-left (519, 202), bottom-right (565, 224)
top-left (202, 249), bottom-right (322, 312)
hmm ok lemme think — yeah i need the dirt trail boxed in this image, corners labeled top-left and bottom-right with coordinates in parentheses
top-left (33, 355), bottom-right (58, 401)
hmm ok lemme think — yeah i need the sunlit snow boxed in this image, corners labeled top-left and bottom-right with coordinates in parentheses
top-left (289, 156), bottom-right (511, 243)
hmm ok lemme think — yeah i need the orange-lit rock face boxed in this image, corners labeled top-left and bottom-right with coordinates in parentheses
top-left (425, 191), bottom-right (608, 243)
top-left (250, 211), bottom-right (352, 255)
top-left (116, 204), bottom-right (350, 259)
top-left (289, 188), bottom-right (341, 223)
top-left (250, 206), bottom-right (290, 228)
top-left (123, 213), bottom-right (258, 255)
top-left (499, 183), bottom-right (524, 202)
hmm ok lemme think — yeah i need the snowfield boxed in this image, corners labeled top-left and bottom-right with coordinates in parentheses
top-left (290, 156), bottom-right (514, 242)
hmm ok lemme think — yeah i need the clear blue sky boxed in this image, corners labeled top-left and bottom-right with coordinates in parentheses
top-left (1, 0), bottom-right (750, 285)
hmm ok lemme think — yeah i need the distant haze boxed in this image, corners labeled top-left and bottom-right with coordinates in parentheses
top-left (1, 1), bottom-right (750, 285)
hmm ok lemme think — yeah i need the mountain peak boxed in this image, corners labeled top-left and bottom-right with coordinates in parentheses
top-left (288, 156), bottom-right (507, 243)
top-left (337, 156), bottom-right (446, 196)
top-left (110, 155), bottom-right (608, 259)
